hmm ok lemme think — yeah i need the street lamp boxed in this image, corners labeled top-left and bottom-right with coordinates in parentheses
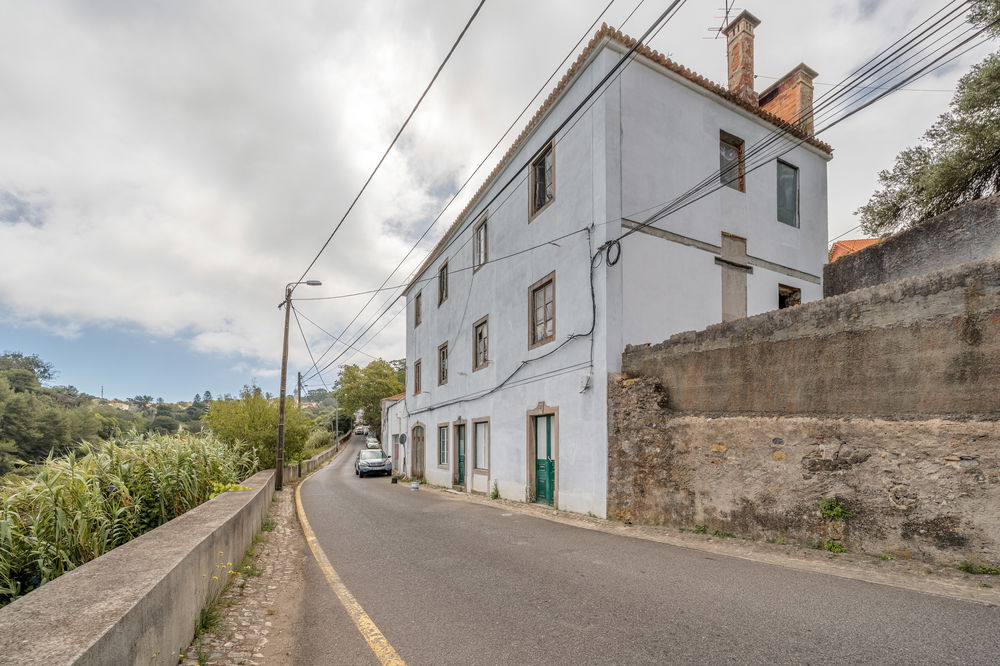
top-left (276, 279), bottom-right (322, 490)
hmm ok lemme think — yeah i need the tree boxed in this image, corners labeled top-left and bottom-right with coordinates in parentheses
top-left (333, 360), bottom-right (405, 433)
top-left (856, 2), bottom-right (1000, 234)
top-left (203, 390), bottom-right (213, 402)
top-left (203, 386), bottom-right (311, 468)
top-left (0, 352), bottom-right (56, 382)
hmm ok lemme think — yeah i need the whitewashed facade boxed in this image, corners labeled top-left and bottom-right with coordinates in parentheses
top-left (400, 15), bottom-right (830, 516)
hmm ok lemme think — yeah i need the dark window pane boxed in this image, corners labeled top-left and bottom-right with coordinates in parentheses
top-left (777, 161), bottom-right (799, 226)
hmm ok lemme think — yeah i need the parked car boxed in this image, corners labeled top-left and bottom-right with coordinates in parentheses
top-left (365, 436), bottom-right (380, 449)
top-left (355, 449), bottom-right (392, 478)
top-left (354, 426), bottom-right (365, 435)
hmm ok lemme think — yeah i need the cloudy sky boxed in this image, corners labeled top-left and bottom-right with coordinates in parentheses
top-left (0, 0), bottom-right (992, 401)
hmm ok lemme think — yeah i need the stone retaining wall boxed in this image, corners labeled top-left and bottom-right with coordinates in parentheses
top-left (824, 195), bottom-right (1000, 297)
top-left (623, 259), bottom-right (1000, 417)
top-left (607, 376), bottom-right (1000, 564)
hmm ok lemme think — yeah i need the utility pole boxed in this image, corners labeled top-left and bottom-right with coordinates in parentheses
top-left (276, 280), bottom-right (322, 491)
top-left (296, 372), bottom-right (302, 407)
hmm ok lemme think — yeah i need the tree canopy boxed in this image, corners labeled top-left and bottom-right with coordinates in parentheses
top-left (0, 352), bottom-right (56, 382)
top-left (203, 385), bottom-right (311, 468)
top-left (856, 2), bottom-right (1000, 234)
top-left (333, 360), bottom-right (405, 433)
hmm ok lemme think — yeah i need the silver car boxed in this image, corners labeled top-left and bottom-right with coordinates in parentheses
top-left (355, 449), bottom-right (392, 478)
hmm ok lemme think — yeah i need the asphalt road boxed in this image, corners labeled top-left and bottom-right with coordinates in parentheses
top-left (297, 436), bottom-right (999, 665)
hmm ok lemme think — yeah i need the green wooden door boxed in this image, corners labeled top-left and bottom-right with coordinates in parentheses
top-left (534, 415), bottom-right (554, 505)
top-left (456, 424), bottom-right (466, 486)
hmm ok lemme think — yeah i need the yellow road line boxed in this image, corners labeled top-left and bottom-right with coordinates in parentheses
top-left (296, 469), bottom-right (406, 665)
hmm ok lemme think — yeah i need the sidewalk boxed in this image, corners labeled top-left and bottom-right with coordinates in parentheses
top-left (181, 483), bottom-right (306, 666)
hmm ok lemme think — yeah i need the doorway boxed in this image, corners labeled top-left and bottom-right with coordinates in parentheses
top-left (454, 423), bottom-right (466, 487)
top-left (411, 424), bottom-right (425, 479)
top-left (533, 415), bottom-right (554, 505)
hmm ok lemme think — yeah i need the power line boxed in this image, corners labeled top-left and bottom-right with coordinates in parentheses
top-left (291, 0), bottom-right (487, 291)
top-left (296, 0), bottom-right (621, 379)
top-left (617, 0), bottom-right (982, 244)
top-left (291, 306), bottom-right (329, 390)
top-left (302, 1), bottom-right (689, 382)
top-left (756, 73), bottom-right (955, 92)
top-left (296, 0), bottom-right (672, 382)
top-left (310, 1), bottom-right (986, 384)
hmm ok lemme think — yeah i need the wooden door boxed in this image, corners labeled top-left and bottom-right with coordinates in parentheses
top-left (533, 415), bottom-right (554, 505)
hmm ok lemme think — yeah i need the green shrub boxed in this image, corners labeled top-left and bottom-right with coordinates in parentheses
top-left (956, 561), bottom-right (1000, 575)
top-left (0, 431), bottom-right (255, 607)
top-left (818, 496), bottom-right (853, 520)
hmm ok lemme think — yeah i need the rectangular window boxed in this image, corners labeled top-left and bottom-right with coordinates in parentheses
top-left (438, 425), bottom-right (448, 466)
top-left (720, 131), bottom-right (745, 191)
top-left (777, 160), bottom-right (799, 227)
top-left (438, 261), bottom-right (449, 305)
top-left (438, 342), bottom-right (448, 385)
top-left (473, 420), bottom-right (489, 470)
top-left (778, 284), bottom-right (801, 309)
top-left (529, 143), bottom-right (555, 216)
top-left (529, 272), bottom-right (556, 348)
top-left (413, 359), bottom-right (422, 395)
top-left (473, 316), bottom-right (488, 371)
top-left (473, 216), bottom-right (488, 270)
top-left (414, 292), bottom-right (422, 327)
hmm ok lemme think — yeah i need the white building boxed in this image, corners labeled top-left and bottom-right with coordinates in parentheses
top-left (401, 13), bottom-right (831, 516)
top-left (380, 393), bottom-right (407, 470)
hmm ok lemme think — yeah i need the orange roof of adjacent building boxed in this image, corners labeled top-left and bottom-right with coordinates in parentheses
top-left (828, 238), bottom-right (881, 262)
top-left (405, 24), bottom-right (833, 293)
top-left (382, 392), bottom-right (405, 403)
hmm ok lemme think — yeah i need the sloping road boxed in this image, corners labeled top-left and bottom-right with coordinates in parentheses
top-left (297, 436), bottom-right (999, 665)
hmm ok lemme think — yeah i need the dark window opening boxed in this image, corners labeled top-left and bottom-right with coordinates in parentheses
top-left (778, 284), bottom-right (801, 309)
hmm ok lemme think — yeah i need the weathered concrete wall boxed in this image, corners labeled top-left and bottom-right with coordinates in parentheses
top-left (283, 437), bottom-right (347, 483)
top-left (623, 259), bottom-right (1000, 417)
top-left (0, 470), bottom-right (275, 665)
top-left (608, 376), bottom-right (1000, 564)
top-left (824, 195), bottom-right (1000, 297)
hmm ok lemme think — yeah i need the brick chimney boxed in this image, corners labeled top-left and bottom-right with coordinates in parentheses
top-left (759, 63), bottom-right (819, 135)
top-left (722, 10), bottom-right (761, 105)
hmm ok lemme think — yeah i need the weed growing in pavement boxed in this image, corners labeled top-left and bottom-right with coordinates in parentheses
top-left (878, 553), bottom-right (897, 561)
top-left (196, 642), bottom-right (211, 666)
top-left (711, 530), bottom-right (736, 538)
top-left (956, 561), bottom-right (1000, 575)
top-left (814, 540), bottom-right (847, 553)
top-left (818, 496), bottom-right (853, 521)
top-left (981, 583), bottom-right (993, 589)
top-left (261, 516), bottom-right (276, 532)
top-left (195, 602), bottom-right (220, 638)
top-left (693, 524), bottom-right (708, 534)
top-left (491, 481), bottom-right (500, 500)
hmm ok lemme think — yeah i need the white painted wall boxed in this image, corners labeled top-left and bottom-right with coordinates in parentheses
top-left (401, 38), bottom-right (830, 517)
top-left (381, 399), bottom-right (406, 474)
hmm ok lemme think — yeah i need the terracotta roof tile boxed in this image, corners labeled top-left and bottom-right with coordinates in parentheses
top-left (828, 238), bottom-right (881, 262)
top-left (382, 392), bottom-right (406, 402)
top-left (406, 24), bottom-right (833, 291)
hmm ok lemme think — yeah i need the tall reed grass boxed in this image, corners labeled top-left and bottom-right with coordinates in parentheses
top-left (0, 431), bottom-right (256, 607)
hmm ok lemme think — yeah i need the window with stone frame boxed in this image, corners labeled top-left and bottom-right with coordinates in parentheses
top-left (720, 130), bottom-right (745, 191)
top-left (473, 215), bottom-right (488, 271)
top-left (529, 272), bottom-right (556, 348)
top-left (413, 359), bottom-right (422, 395)
top-left (529, 143), bottom-right (555, 216)
top-left (777, 160), bottom-right (800, 227)
top-left (437, 425), bottom-right (448, 466)
top-left (437, 342), bottom-right (448, 385)
top-left (473, 316), bottom-right (488, 371)
top-left (438, 261), bottom-right (449, 305)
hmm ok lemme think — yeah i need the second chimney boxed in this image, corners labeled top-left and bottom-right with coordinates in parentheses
top-left (722, 10), bottom-right (761, 105)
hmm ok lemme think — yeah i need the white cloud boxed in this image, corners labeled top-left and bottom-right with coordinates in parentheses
top-left (0, 0), bottom-right (992, 384)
